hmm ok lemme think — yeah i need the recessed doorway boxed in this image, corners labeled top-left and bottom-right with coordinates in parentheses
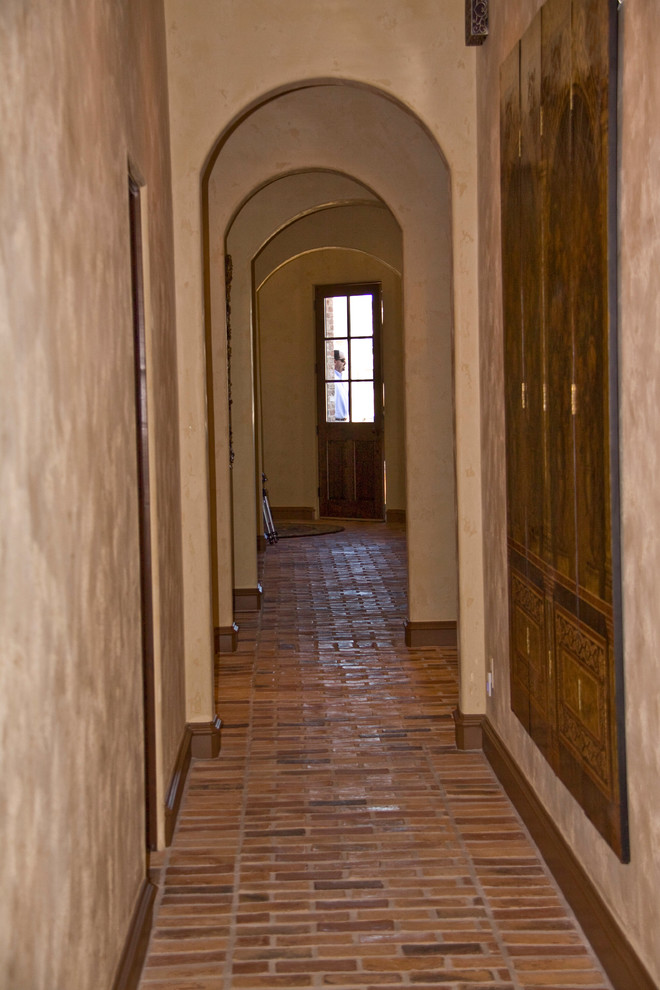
top-left (315, 282), bottom-right (384, 519)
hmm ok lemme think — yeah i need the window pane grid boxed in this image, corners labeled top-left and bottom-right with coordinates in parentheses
top-left (322, 291), bottom-right (376, 423)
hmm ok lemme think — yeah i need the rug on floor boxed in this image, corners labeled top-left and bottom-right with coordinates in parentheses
top-left (276, 522), bottom-right (345, 538)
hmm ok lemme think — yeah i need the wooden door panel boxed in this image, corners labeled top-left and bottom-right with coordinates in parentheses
top-left (501, 0), bottom-right (628, 860)
top-left (327, 437), bottom-right (355, 502)
top-left (500, 42), bottom-right (525, 552)
top-left (520, 13), bottom-right (545, 562)
top-left (543, 0), bottom-right (577, 584)
top-left (553, 593), bottom-right (624, 857)
top-left (510, 566), bottom-right (542, 734)
top-left (571, 5), bottom-right (612, 603)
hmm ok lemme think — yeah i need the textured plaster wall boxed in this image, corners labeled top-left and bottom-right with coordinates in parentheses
top-left (165, 0), bottom-right (486, 719)
top-left (477, 1), bottom-right (660, 982)
top-left (0, 1), bottom-right (184, 988)
top-left (258, 249), bottom-right (403, 517)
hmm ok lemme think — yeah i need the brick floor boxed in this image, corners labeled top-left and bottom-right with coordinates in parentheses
top-left (139, 521), bottom-right (612, 990)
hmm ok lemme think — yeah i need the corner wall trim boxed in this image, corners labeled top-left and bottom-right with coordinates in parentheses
top-left (233, 583), bottom-right (263, 612)
top-left (404, 619), bottom-right (457, 648)
top-left (215, 622), bottom-right (239, 653)
top-left (453, 707), bottom-right (484, 750)
top-left (188, 715), bottom-right (222, 759)
top-left (164, 727), bottom-right (193, 846)
top-left (483, 719), bottom-right (656, 990)
top-left (112, 879), bottom-right (157, 990)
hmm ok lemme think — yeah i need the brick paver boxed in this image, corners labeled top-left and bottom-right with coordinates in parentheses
top-left (139, 521), bottom-right (612, 990)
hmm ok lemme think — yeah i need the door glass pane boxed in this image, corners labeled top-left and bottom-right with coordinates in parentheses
top-left (325, 296), bottom-right (347, 338)
top-left (349, 337), bottom-right (373, 380)
top-left (326, 381), bottom-right (349, 422)
top-left (349, 294), bottom-right (373, 336)
top-left (351, 381), bottom-right (374, 423)
top-left (325, 339), bottom-right (348, 380)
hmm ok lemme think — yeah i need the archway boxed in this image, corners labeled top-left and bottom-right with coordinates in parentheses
top-left (203, 82), bottom-right (458, 658)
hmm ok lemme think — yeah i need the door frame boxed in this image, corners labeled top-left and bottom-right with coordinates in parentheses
top-left (315, 281), bottom-right (385, 519)
top-left (128, 174), bottom-right (158, 852)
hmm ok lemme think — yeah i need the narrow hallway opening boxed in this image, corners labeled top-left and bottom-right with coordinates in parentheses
top-left (139, 523), bottom-right (612, 990)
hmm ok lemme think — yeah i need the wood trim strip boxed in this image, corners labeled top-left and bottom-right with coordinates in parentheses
top-left (483, 719), bottom-right (655, 990)
top-left (112, 879), bottom-right (157, 990)
top-left (233, 583), bottom-right (263, 612)
top-left (189, 715), bottom-right (222, 760)
top-left (164, 727), bottom-right (193, 846)
top-left (452, 707), bottom-right (484, 750)
top-left (404, 620), bottom-right (457, 648)
top-left (385, 508), bottom-right (406, 524)
top-left (215, 622), bottom-right (239, 653)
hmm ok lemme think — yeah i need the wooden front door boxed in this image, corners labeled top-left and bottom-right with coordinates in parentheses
top-left (316, 283), bottom-right (384, 519)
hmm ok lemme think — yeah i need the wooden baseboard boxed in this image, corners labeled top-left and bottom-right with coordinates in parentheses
top-left (386, 508), bottom-right (406, 524)
top-left (215, 622), bottom-right (239, 653)
top-left (483, 719), bottom-right (656, 990)
top-left (404, 619), bottom-right (457, 648)
top-left (452, 707), bottom-right (484, 750)
top-left (112, 879), bottom-right (157, 990)
top-left (188, 715), bottom-right (222, 759)
top-left (272, 505), bottom-right (315, 520)
top-left (164, 727), bottom-right (193, 846)
top-left (233, 583), bottom-right (263, 612)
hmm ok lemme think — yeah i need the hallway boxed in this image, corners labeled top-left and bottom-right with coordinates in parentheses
top-left (139, 523), bottom-right (612, 990)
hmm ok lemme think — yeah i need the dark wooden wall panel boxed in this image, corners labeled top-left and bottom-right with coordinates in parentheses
top-left (500, 0), bottom-right (627, 860)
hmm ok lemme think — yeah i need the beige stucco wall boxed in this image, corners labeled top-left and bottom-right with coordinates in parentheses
top-left (477, 1), bottom-right (660, 982)
top-left (0, 1), bottom-right (184, 987)
top-left (258, 249), bottom-right (404, 517)
top-left (165, 0), bottom-right (486, 720)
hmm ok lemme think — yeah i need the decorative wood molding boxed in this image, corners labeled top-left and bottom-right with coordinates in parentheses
top-left (452, 707), bottom-right (485, 750)
top-left (385, 508), bottom-right (406, 524)
top-left (188, 715), bottom-right (222, 759)
top-left (112, 879), bottom-right (157, 990)
top-left (404, 619), bottom-right (457, 648)
top-left (483, 719), bottom-right (656, 990)
top-left (233, 583), bottom-right (263, 612)
top-left (271, 506), bottom-right (316, 521)
top-left (215, 622), bottom-right (239, 653)
top-left (465, 0), bottom-right (488, 46)
top-left (164, 727), bottom-right (193, 846)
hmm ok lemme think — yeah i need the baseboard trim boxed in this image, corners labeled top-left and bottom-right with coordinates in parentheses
top-left (386, 508), bottom-right (406, 524)
top-left (483, 719), bottom-right (655, 990)
top-left (215, 622), bottom-right (239, 653)
top-left (112, 879), bottom-right (157, 990)
top-left (452, 707), bottom-right (484, 750)
top-left (188, 715), bottom-right (222, 759)
top-left (404, 619), bottom-right (457, 648)
top-left (272, 505), bottom-right (315, 520)
top-left (164, 727), bottom-right (193, 846)
top-left (233, 583), bottom-right (263, 612)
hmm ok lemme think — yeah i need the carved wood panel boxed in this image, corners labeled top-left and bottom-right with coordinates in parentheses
top-left (500, 0), bottom-right (628, 860)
